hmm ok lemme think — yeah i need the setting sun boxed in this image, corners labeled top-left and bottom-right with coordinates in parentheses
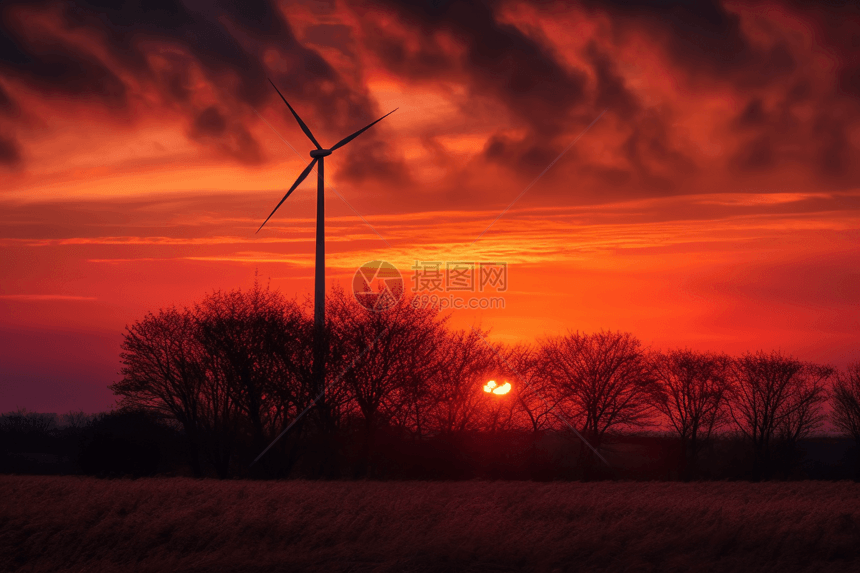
top-left (483, 380), bottom-right (512, 395)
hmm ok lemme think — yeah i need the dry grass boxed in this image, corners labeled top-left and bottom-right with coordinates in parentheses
top-left (2, 476), bottom-right (860, 572)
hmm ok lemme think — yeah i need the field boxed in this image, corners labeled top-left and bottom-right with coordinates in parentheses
top-left (2, 477), bottom-right (860, 572)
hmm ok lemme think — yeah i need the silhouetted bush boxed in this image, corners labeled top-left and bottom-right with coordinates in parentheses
top-left (77, 410), bottom-right (179, 477)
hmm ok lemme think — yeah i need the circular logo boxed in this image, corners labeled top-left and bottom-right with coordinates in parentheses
top-left (352, 260), bottom-right (404, 311)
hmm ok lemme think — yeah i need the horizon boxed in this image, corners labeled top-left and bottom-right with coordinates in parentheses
top-left (2, 0), bottom-right (859, 413)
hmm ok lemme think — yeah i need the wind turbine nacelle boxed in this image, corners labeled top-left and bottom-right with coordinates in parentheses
top-left (310, 149), bottom-right (332, 158)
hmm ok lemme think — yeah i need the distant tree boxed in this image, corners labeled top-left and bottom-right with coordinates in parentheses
top-left (0, 409), bottom-right (58, 434)
top-left (832, 363), bottom-right (860, 442)
top-left (111, 305), bottom-right (208, 476)
top-left (649, 349), bottom-right (732, 478)
top-left (503, 343), bottom-right (562, 432)
top-left (540, 331), bottom-right (657, 452)
top-left (830, 363), bottom-right (860, 478)
top-left (423, 327), bottom-right (498, 434)
top-left (194, 282), bottom-right (312, 455)
top-left (78, 410), bottom-right (174, 477)
top-left (0, 409), bottom-right (60, 455)
top-left (112, 282), bottom-right (315, 478)
top-left (728, 350), bottom-right (832, 479)
top-left (475, 342), bottom-right (518, 434)
top-left (61, 410), bottom-right (95, 431)
top-left (328, 288), bottom-right (444, 434)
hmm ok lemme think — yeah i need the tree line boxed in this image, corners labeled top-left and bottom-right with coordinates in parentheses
top-left (102, 281), bottom-right (860, 480)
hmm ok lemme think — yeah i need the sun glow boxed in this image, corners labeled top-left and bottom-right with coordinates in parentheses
top-left (483, 380), bottom-right (512, 395)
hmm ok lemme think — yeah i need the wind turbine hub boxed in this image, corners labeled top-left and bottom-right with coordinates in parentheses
top-left (310, 149), bottom-right (332, 158)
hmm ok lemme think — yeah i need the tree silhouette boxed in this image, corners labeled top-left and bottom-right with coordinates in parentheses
top-left (78, 410), bottom-right (171, 477)
top-left (503, 343), bottom-right (561, 432)
top-left (830, 362), bottom-right (860, 478)
top-left (650, 349), bottom-right (731, 479)
top-left (111, 306), bottom-right (207, 476)
top-left (540, 330), bottom-right (656, 453)
top-left (728, 350), bottom-right (832, 479)
top-left (424, 327), bottom-right (498, 435)
top-left (112, 282), bottom-right (317, 478)
top-left (194, 283), bottom-right (311, 462)
top-left (329, 287), bottom-right (443, 434)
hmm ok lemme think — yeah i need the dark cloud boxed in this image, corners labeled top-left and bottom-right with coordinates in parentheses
top-left (357, 0), bottom-right (609, 190)
top-left (362, 23), bottom-right (455, 81)
top-left (304, 0), bottom-right (338, 15)
top-left (585, 42), bottom-right (639, 121)
top-left (580, 0), bottom-right (796, 86)
top-left (813, 114), bottom-right (850, 178)
top-left (0, 0), bottom-right (399, 174)
top-left (0, 82), bottom-right (15, 115)
top-left (780, 0), bottom-right (860, 98)
top-left (622, 109), bottom-right (697, 186)
top-left (0, 19), bottom-right (127, 107)
top-left (337, 136), bottom-right (410, 187)
top-left (61, 0), bottom-right (265, 104)
top-left (733, 134), bottom-right (775, 172)
top-left (483, 134), bottom-right (508, 162)
top-left (735, 98), bottom-right (767, 129)
top-left (189, 105), bottom-right (263, 164)
top-left (587, 165), bottom-right (632, 189)
top-left (156, 53), bottom-right (195, 103)
top-left (303, 23), bottom-right (354, 55)
top-left (479, 131), bottom-right (559, 175)
top-left (193, 106), bottom-right (227, 137)
top-left (838, 65), bottom-right (860, 99)
top-left (359, 0), bottom-right (721, 195)
top-left (56, 0), bottom-right (345, 113)
top-left (360, 0), bottom-right (589, 139)
top-left (0, 133), bottom-right (21, 166)
top-left (727, 79), bottom-right (857, 181)
top-left (220, 124), bottom-right (264, 165)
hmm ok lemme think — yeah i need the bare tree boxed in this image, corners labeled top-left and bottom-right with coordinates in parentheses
top-left (328, 288), bottom-right (444, 434)
top-left (650, 349), bottom-right (731, 478)
top-left (503, 343), bottom-right (562, 432)
top-left (424, 327), bottom-right (498, 434)
top-left (194, 282), bottom-right (310, 454)
top-left (728, 350), bottom-right (832, 479)
top-left (832, 363), bottom-right (860, 479)
top-left (0, 409), bottom-right (58, 435)
top-left (112, 282), bottom-right (315, 478)
top-left (111, 306), bottom-right (207, 476)
top-left (540, 330), bottom-right (656, 452)
top-left (832, 363), bottom-right (860, 442)
top-left (61, 410), bottom-right (95, 430)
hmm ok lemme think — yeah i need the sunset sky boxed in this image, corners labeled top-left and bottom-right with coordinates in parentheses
top-left (1, 0), bottom-right (859, 413)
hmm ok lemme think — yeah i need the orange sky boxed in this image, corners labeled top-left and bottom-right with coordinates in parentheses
top-left (1, 0), bottom-right (859, 412)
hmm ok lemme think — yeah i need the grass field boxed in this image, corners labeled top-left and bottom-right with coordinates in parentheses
top-left (2, 476), bottom-right (860, 572)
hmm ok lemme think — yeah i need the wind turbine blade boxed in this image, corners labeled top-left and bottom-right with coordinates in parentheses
top-left (256, 158), bottom-right (319, 233)
top-left (268, 78), bottom-right (322, 150)
top-left (330, 108), bottom-right (399, 151)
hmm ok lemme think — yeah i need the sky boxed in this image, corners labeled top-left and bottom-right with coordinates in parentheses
top-left (1, 0), bottom-right (859, 413)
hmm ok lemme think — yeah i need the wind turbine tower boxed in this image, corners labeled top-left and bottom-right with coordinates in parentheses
top-left (258, 79), bottom-right (397, 425)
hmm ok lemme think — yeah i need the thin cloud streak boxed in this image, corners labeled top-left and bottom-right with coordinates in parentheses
top-left (0, 295), bottom-right (97, 301)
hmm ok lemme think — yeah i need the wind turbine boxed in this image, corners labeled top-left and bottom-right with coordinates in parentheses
top-left (257, 78), bottom-right (397, 425)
